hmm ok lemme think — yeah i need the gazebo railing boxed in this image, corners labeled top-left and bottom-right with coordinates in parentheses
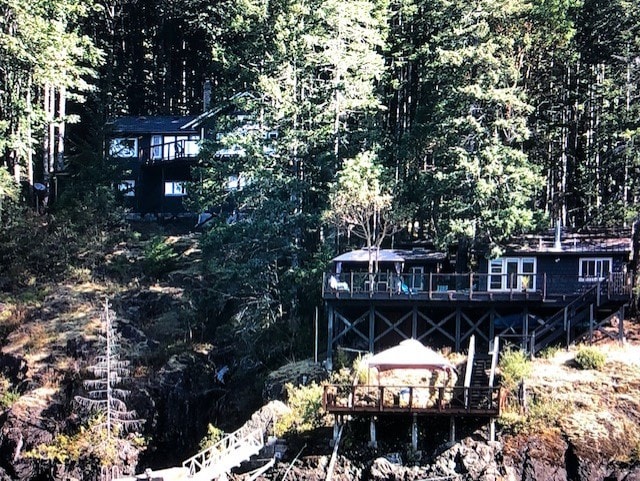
top-left (323, 384), bottom-right (501, 415)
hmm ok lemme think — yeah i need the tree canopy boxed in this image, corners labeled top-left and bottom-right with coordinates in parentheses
top-left (2, 0), bottom-right (640, 361)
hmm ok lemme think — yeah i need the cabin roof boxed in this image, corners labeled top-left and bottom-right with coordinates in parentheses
top-left (108, 116), bottom-right (199, 134)
top-left (503, 229), bottom-right (631, 255)
top-left (332, 248), bottom-right (446, 263)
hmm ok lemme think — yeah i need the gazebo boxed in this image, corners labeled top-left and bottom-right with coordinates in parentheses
top-left (362, 339), bottom-right (458, 409)
top-left (366, 339), bottom-right (455, 372)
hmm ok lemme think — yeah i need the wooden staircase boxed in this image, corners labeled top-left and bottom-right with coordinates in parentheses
top-left (530, 284), bottom-right (627, 355)
top-left (468, 354), bottom-right (492, 408)
top-left (181, 425), bottom-right (265, 480)
top-left (463, 336), bottom-right (499, 410)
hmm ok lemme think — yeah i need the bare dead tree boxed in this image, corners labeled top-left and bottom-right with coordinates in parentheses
top-left (75, 299), bottom-right (142, 438)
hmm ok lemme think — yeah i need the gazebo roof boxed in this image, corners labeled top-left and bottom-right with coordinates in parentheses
top-left (366, 339), bottom-right (455, 371)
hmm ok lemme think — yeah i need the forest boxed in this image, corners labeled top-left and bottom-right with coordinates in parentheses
top-left (0, 0), bottom-right (639, 357)
top-left (0, 0), bottom-right (639, 477)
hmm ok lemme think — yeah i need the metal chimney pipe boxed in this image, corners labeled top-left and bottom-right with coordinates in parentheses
top-left (203, 80), bottom-right (212, 112)
top-left (554, 221), bottom-right (562, 250)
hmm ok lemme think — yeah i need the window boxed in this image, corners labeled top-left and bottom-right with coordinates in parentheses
top-left (109, 138), bottom-right (138, 158)
top-left (151, 135), bottom-right (163, 160)
top-left (164, 181), bottom-right (187, 197)
top-left (409, 267), bottom-right (424, 291)
top-left (488, 257), bottom-right (537, 291)
top-left (118, 180), bottom-right (135, 197)
top-left (579, 258), bottom-right (611, 282)
top-left (226, 174), bottom-right (247, 191)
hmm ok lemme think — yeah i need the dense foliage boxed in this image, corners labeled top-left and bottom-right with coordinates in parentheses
top-left (2, 0), bottom-right (640, 362)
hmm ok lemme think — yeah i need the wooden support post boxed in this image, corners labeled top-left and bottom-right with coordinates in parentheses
top-left (332, 415), bottom-right (340, 447)
top-left (369, 417), bottom-right (378, 449)
top-left (368, 305), bottom-right (375, 353)
top-left (429, 273), bottom-right (433, 300)
top-left (523, 307), bottom-right (529, 352)
top-left (411, 414), bottom-right (418, 452)
top-left (619, 306), bottom-right (625, 344)
top-left (455, 308), bottom-right (461, 352)
top-left (589, 304), bottom-right (594, 344)
top-left (543, 273), bottom-right (547, 300)
top-left (489, 418), bottom-right (496, 442)
top-left (412, 305), bottom-right (418, 339)
top-left (489, 308), bottom-right (495, 345)
top-left (449, 417), bottom-right (456, 444)
top-left (326, 306), bottom-right (334, 371)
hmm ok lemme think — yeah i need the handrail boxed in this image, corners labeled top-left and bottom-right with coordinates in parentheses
top-left (463, 335), bottom-right (475, 409)
top-left (530, 285), bottom-right (599, 355)
top-left (144, 139), bottom-right (200, 164)
top-left (323, 270), bottom-right (628, 301)
top-left (182, 425), bottom-right (264, 477)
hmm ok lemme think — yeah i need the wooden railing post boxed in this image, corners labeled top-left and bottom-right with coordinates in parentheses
top-left (350, 271), bottom-right (354, 297)
top-left (469, 273), bottom-right (473, 299)
top-left (429, 272), bottom-right (433, 300)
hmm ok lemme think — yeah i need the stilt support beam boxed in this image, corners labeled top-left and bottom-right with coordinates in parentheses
top-left (369, 417), bottom-right (377, 449)
top-left (411, 414), bottom-right (418, 451)
top-left (489, 418), bottom-right (496, 442)
top-left (449, 417), bottom-right (456, 444)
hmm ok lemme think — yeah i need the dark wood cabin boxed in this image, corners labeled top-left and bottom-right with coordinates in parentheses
top-left (107, 116), bottom-right (201, 216)
top-left (107, 92), bottom-right (272, 218)
top-left (323, 229), bottom-right (633, 368)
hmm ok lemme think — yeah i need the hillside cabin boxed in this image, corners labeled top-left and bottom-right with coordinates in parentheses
top-left (108, 115), bottom-right (201, 215)
top-left (323, 229), bottom-right (633, 367)
top-left (107, 92), bottom-right (274, 217)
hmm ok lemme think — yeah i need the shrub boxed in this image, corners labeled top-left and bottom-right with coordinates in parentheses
top-left (0, 388), bottom-right (20, 409)
top-left (198, 424), bottom-right (224, 450)
top-left (352, 354), bottom-right (371, 385)
top-left (574, 346), bottom-right (606, 370)
top-left (275, 382), bottom-right (325, 436)
top-left (538, 345), bottom-right (560, 359)
top-left (499, 349), bottom-right (532, 390)
top-left (143, 237), bottom-right (177, 279)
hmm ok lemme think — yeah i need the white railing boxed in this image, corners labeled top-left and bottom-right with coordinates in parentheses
top-left (182, 425), bottom-right (264, 479)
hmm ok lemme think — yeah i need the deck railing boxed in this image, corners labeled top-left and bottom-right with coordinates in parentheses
top-left (323, 384), bottom-right (501, 416)
top-left (144, 139), bottom-right (200, 164)
top-left (323, 271), bottom-right (631, 301)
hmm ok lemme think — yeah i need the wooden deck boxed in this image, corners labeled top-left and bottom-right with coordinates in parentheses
top-left (323, 384), bottom-right (501, 417)
top-left (323, 272), bottom-right (631, 305)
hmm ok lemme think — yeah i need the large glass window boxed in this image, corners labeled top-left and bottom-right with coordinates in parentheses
top-left (109, 138), bottom-right (138, 158)
top-left (118, 180), bottom-right (135, 197)
top-left (579, 258), bottom-right (611, 282)
top-left (160, 135), bottom-right (200, 160)
top-left (164, 181), bottom-right (187, 197)
top-left (488, 257), bottom-right (537, 291)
